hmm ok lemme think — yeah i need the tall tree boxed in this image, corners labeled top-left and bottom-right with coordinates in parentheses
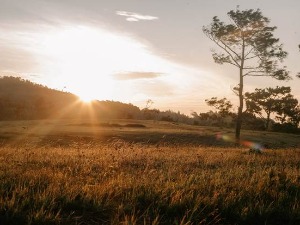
top-left (245, 86), bottom-right (297, 130)
top-left (203, 9), bottom-right (290, 141)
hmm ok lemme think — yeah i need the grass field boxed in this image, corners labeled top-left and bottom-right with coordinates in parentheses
top-left (0, 119), bottom-right (300, 224)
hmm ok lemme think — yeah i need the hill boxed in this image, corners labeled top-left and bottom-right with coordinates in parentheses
top-left (0, 76), bottom-right (142, 121)
top-left (0, 76), bottom-right (192, 123)
top-left (0, 76), bottom-right (77, 120)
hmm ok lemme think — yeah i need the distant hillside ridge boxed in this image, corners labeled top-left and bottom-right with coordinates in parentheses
top-left (0, 76), bottom-right (193, 123)
top-left (0, 76), bottom-right (139, 120)
top-left (0, 76), bottom-right (78, 120)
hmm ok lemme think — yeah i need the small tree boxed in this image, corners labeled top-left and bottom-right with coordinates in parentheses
top-left (205, 97), bottom-right (233, 115)
top-left (245, 86), bottom-right (297, 130)
top-left (203, 8), bottom-right (290, 141)
top-left (205, 97), bottom-right (234, 127)
top-left (144, 99), bottom-right (154, 109)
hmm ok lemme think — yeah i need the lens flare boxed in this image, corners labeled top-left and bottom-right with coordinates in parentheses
top-left (216, 133), bottom-right (264, 151)
top-left (216, 133), bottom-right (232, 142)
top-left (241, 141), bottom-right (263, 151)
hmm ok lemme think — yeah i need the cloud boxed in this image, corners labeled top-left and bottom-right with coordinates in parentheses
top-left (113, 71), bottom-right (163, 80)
top-left (116, 11), bottom-right (158, 22)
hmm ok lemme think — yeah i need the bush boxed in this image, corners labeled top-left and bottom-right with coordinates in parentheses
top-left (272, 123), bottom-right (300, 133)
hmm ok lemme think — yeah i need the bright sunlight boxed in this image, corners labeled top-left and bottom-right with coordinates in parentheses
top-left (38, 26), bottom-right (170, 101)
top-left (28, 24), bottom-right (213, 111)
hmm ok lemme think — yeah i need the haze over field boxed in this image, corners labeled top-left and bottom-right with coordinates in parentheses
top-left (1, 0), bottom-right (299, 114)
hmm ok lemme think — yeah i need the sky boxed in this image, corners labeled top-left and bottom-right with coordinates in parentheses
top-left (0, 0), bottom-right (299, 115)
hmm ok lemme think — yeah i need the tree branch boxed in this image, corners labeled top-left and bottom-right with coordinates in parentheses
top-left (245, 74), bottom-right (268, 77)
top-left (207, 34), bottom-right (241, 67)
top-left (219, 39), bottom-right (241, 60)
top-left (245, 54), bottom-right (259, 60)
top-left (244, 47), bottom-right (255, 59)
top-left (243, 66), bottom-right (262, 70)
top-left (243, 70), bottom-right (264, 76)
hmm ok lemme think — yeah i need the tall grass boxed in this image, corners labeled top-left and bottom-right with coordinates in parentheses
top-left (0, 141), bottom-right (299, 224)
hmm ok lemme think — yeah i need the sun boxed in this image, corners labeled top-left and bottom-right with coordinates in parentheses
top-left (78, 94), bottom-right (94, 103)
top-left (38, 25), bottom-right (180, 103)
top-left (40, 26), bottom-right (118, 101)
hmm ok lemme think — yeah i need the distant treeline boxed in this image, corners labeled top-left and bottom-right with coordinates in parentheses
top-left (0, 76), bottom-right (299, 133)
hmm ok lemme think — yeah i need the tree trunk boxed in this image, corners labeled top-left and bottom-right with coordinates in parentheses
top-left (266, 112), bottom-right (271, 130)
top-left (235, 69), bottom-right (244, 143)
top-left (235, 40), bottom-right (245, 143)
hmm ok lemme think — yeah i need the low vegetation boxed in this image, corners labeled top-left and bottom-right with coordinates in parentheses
top-left (0, 120), bottom-right (299, 225)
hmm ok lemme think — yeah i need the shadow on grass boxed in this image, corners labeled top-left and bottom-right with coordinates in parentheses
top-left (35, 132), bottom-right (232, 148)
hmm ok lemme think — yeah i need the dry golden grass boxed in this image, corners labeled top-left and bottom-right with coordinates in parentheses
top-left (1, 140), bottom-right (300, 225)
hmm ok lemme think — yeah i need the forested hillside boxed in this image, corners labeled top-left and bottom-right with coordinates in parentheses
top-left (0, 76), bottom-right (191, 123)
top-left (0, 77), bottom-right (77, 119)
top-left (0, 77), bottom-right (141, 120)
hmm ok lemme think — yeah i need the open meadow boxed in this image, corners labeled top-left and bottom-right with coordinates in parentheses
top-left (2, 0), bottom-right (300, 224)
top-left (0, 119), bottom-right (300, 224)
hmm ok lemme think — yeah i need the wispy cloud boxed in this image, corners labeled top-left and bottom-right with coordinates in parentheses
top-left (116, 11), bottom-right (158, 22)
top-left (114, 71), bottom-right (163, 80)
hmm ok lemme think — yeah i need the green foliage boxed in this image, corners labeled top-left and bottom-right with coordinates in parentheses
top-left (245, 86), bottom-right (299, 129)
top-left (205, 97), bottom-right (233, 115)
top-left (272, 122), bottom-right (300, 134)
top-left (203, 9), bottom-right (289, 79)
top-left (242, 112), bottom-right (266, 130)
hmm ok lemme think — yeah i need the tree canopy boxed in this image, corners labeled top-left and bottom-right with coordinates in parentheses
top-left (245, 86), bottom-right (299, 130)
top-left (205, 97), bottom-right (233, 115)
